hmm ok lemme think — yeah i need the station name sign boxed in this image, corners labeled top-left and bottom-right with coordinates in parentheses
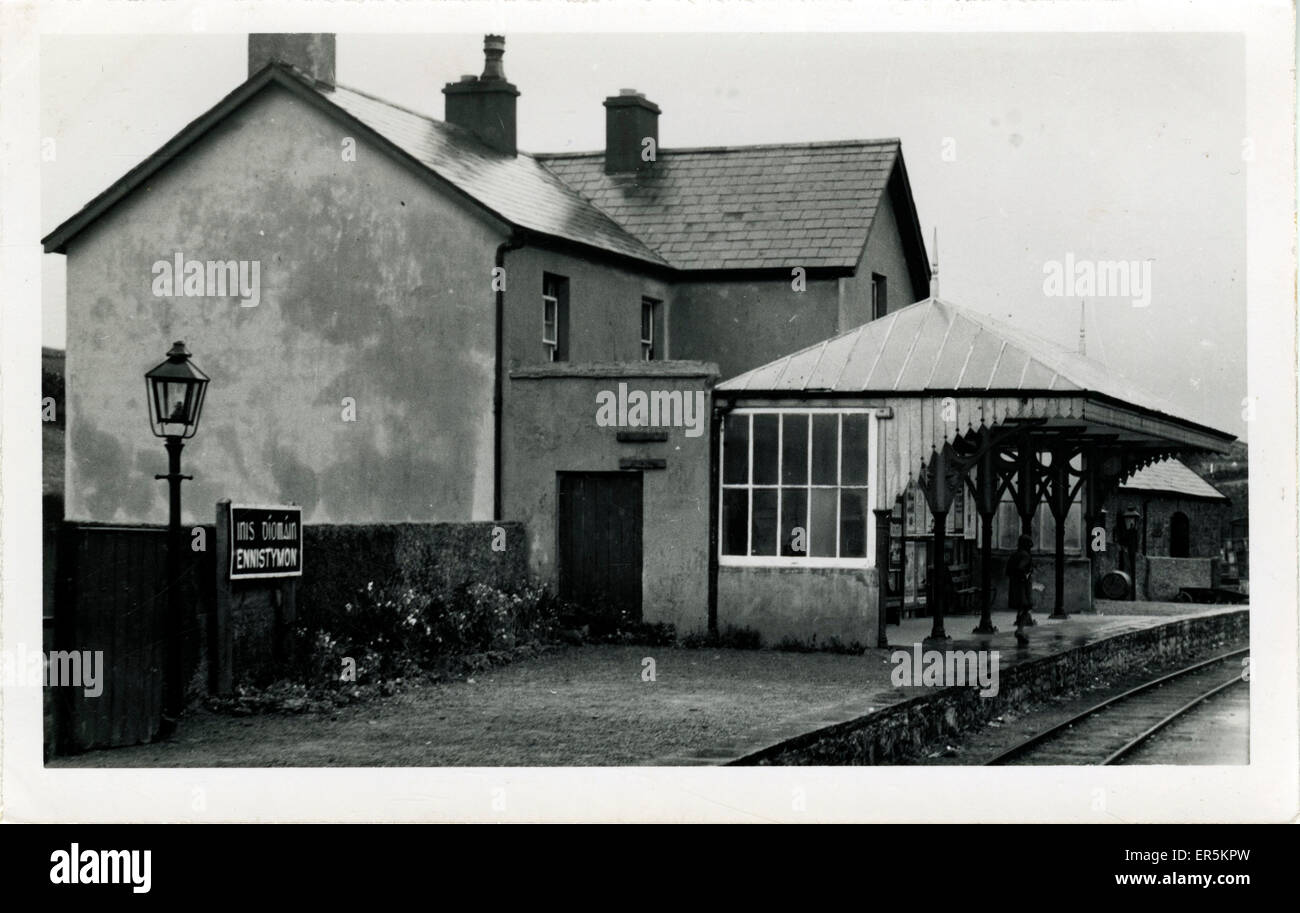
top-left (228, 504), bottom-right (303, 580)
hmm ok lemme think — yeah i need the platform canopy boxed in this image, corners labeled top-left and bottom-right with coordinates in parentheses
top-left (717, 297), bottom-right (1236, 510)
top-left (717, 297), bottom-right (1241, 635)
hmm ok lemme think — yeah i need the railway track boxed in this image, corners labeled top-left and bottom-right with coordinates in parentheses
top-left (985, 648), bottom-right (1249, 766)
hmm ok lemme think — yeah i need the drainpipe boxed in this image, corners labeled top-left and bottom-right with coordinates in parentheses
top-left (708, 398), bottom-right (728, 635)
top-left (494, 231), bottom-right (526, 521)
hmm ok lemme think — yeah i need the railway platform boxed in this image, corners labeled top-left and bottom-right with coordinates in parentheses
top-left (661, 601), bottom-right (1248, 765)
top-left (884, 600), bottom-right (1241, 663)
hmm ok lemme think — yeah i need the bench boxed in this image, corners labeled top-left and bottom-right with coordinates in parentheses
top-left (947, 564), bottom-right (985, 614)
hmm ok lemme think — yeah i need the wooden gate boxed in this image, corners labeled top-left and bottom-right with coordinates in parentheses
top-left (53, 524), bottom-right (212, 753)
top-left (557, 472), bottom-right (644, 620)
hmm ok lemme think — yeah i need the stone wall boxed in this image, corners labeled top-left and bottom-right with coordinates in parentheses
top-left (1143, 556), bottom-right (1214, 601)
top-left (1092, 492), bottom-right (1230, 599)
top-left (733, 608), bottom-right (1248, 765)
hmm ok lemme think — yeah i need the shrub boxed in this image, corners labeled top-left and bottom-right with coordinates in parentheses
top-left (680, 625), bottom-right (763, 650)
top-left (553, 598), bottom-right (679, 645)
top-left (438, 582), bottom-right (562, 655)
top-left (596, 620), bottom-right (677, 646)
top-left (775, 634), bottom-right (866, 655)
top-left (296, 522), bottom-right (529, 634)
top-left (291, 580), bottom-right (563, 688)
top-left (719, 626), bottom-right (764, 650)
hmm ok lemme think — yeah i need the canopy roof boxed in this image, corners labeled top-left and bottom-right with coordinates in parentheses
top-left (719, 297), bottom-right (1229, 440)
top-left (718, 297), bottom-right (1234, 510)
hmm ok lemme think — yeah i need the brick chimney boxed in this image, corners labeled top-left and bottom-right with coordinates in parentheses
top-left (603, 89), bottom-right (660, 175)
top-left (249, 34), bottom-right (336, 86)
top-left (443, 35), bottom-right (520, 156)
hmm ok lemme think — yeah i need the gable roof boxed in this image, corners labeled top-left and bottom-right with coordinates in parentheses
top-left (717, 296), bottom-right (1229, 438)
top-left (43, 63), bottom-right (926, 282)
top-left (321, 82), bottom-right (669, 267)
top-left (43, 64), bottom-right (667, 268)
top-left (1120, 458), bottom-right (1228, 500)
top-left (538, 140), bottom-right (922, 273)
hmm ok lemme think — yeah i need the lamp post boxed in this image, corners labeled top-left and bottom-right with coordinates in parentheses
top-left (1120, 506), bottom-right (1141, 602)
top-left (145, 341), bottom-right (209, 735)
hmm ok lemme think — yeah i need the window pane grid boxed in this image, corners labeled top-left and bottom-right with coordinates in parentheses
top-left (775, 414), bottom-right (783, 555)
top-left (835, 415), bottom-right (842, 557)
top-left (542, 294), bottom-right (558, 360)
top-left (640, 300), bottom-right (653, 360)
top-left (721, 410), bottom-right (871, 562)
top-left (746, 414), bottom-right (753, 556)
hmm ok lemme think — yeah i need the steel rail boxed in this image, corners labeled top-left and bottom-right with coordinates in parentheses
top-left (1102, 675), bottom-right (1246, 765)
top-left (984, 646), bottom-right (1249, 766)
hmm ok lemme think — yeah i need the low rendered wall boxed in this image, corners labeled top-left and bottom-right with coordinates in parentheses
top-left (731, 608), bottom-right (1248, 765)
top-left (717, 565), bottom-right (878, 649)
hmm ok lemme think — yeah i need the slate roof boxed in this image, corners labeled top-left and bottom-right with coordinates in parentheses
top-left (44, 63), bottom-right (915, 277)
top-left (717, 296), bottom-right (1210, 429)
top-left (537, 141), bottom-right (902, 271)
top-left (1120, 459), bottom-right (1228, 500)
top-left (42, 65), bottom-right (666, 267)
top-left (322, 82), bottom-right (670, 268)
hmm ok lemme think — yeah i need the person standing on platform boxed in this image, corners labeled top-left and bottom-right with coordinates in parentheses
top-left (1007, 534), bottom-right (1035, 644)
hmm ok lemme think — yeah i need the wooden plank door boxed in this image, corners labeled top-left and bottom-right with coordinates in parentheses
top-left (55, 525), bottom-right (169, 752)
top-left (557, 472), bottom-right (643, 620)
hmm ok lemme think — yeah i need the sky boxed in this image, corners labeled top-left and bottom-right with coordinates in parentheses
top-left (40, 31), bottom-right (1247, 437)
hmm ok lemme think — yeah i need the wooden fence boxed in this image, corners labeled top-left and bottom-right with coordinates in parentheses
top-left (53, 524), bottom-right (213, 753)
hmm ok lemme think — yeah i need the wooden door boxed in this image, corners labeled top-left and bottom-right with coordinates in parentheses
top-left (53, 524), bottom-right (215, 754)
top-left (557, 472), bottom-right (643, 620)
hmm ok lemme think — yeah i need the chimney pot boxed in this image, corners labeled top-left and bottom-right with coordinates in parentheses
top-left (482, 34), bottom-right (507, 81)
top-left (443, 34), bottom-right (520, 155)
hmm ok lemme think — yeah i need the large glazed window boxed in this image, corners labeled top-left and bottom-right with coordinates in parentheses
top-left (720, 410), bottom-right (875, 567)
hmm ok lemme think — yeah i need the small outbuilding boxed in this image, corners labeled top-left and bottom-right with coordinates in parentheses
top-left (1097, 457), bottom-right (1233, 601)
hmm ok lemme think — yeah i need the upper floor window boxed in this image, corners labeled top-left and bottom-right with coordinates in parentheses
top-left (543, 273), bottom-right (570, 362)
top-left (720, 409), bottom-right (875, 566)
top-left (641, 297), bottom-right (664, 360)
top-left (871, 273), bottom-right (887, 320)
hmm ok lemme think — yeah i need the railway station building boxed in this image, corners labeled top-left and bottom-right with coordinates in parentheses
top-left (45, 33), bottom-right (1237, 657)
